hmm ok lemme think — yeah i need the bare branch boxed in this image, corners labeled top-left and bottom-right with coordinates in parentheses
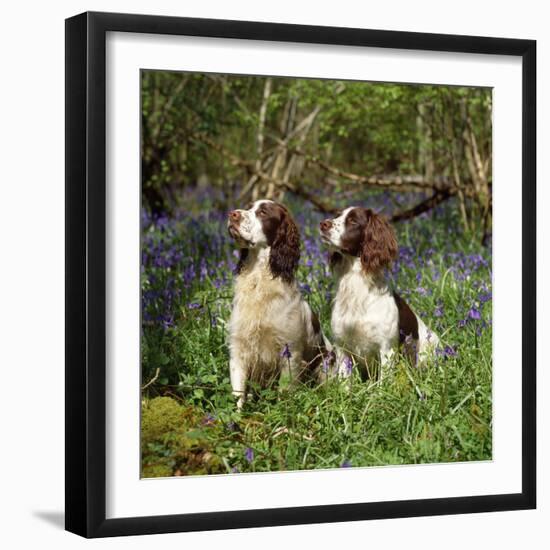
top-left (141, 368), bottom-right (160, 391)
top-left (189, 131), bottom-right (469, 222)
top-left (391, 191), bottom-right (452, 222)
top-left (282, 144), bottom-right (480, 196)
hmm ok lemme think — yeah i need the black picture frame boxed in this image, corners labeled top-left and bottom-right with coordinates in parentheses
top-left (65, 11), bottom-right (536, 538)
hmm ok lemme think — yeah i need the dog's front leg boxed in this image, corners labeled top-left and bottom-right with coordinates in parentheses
top-left (229, 356), bottom-right (248, 410)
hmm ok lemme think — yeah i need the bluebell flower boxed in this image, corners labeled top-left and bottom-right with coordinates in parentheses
top-left (344, 355), bottom-right (353, 376)
top-left (468, 308), bottom-right (482, 320)
top-left (322, 354), bottom-right (331, 374)
top-left (202, 413), bottom-right (216, 426)
top-left (280, 344), bottom-right (292, 359)
top-left (244, 447), bottom-right (254, 463)
top-left (300, 283), bottom-right (312, 294)
top-left (437, 345), bottom-right (457, 359)
top-left (479, 292), bottom-right (492, 303)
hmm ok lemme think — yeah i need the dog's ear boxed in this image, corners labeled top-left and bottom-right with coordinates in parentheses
top-left (269, 207), bottom-right (300, 283)
top-left (360, 209), bottom-right (398, 273)
top-left (235, 248), bottom-right (249, 275)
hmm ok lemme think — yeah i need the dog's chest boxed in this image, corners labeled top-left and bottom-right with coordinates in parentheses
top-left (331, 272), bottom-right (398, 353)
top-left (233, 268), bottom-right (284, 316)
top-left (231, 267), bottom-right (301, 340)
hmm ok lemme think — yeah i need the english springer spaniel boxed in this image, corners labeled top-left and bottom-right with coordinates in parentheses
top-left (320, 206), bottom-right (438, 381)
top-left (227, 199), bottom-right (330, 408)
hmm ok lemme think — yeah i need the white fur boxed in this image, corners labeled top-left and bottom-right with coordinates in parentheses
top-left (321, 206), bottom-right (353, 250)
top-left (229, 200), bottom-right (270, 248)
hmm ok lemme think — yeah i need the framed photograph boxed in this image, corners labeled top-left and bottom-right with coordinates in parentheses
top-left (65, 11), bottom-right (536, 538)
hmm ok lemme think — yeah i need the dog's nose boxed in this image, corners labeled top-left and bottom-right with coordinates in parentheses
top-left (320, 219), bottom-right (333, 232)
top-left (229, 210), bottom-right (242, 223)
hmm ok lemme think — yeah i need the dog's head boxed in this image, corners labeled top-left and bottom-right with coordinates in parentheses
top-left (228, 200), bottom-right (300, 283)
top-left (319, 206), bottom-right (397, 273)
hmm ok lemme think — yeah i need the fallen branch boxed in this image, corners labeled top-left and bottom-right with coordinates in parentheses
top-left (283, 144), bottom-right (476, 195)
top-left (141, 368), bottom-right (160, 391)
top-left (189, 132), bottom-right (467, 222)
top-left (284, 182), bottom-right (339, 214)
top-left (190, 132), bottom-right (338, 213)
top-left (391, 190), bottom-right (453, 223)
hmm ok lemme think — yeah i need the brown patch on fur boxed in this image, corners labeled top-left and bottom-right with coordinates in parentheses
top-left (393, 292), bottom-right (419, 342)
top-left (339, 208), bottom-right (397, 273)
top-left (393, 292), bottom-right (419, 364)
top-left (339, 208), bottom-right (368, 256)
top-left (257, 202), bottom-right (300, 283)
top-left (311, 310), bottom-right (321, 334)
top-left (235, 249), bottom-right (249, 274)
top-left (329, 251), bottom-right (342, 268)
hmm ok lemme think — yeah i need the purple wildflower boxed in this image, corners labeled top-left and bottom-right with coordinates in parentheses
top-left (479, 292), bottom-right (492, 303)
top-left (281, 344), bottom-right (292, 359)
top-left (161, 318), bottom-right (174, 330)
top-left (188, 302), bottom-right (201, 310)
top-left (468, 308), bottom-right (482, 320)
top-left (344, 355), bottom-right (353, 376)
top-left (437, 345), bottom-right (457, 359)
top-left (322, 354), bottom-right (331, 374)
top-left (202, 413), bottom-right (216, 426)
top-left (300, 283), bottom-right (312, 294)
top-left (244, 447), bottom-right (254, 463)
top-left (200, 258), bottom-right (208, 281)
top-left (340, 460), bottom-right (352, 468)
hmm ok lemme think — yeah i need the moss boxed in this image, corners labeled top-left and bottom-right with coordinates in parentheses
top-left (141, 396), bottom-right (227, 477)
top-left (141, 463), bottom-right (174, 478)
top-left (141, 396), bottom-right (192, 447)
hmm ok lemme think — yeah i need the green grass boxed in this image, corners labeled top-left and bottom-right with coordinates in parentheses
top-left (140, 193), bottom-right (492, 477)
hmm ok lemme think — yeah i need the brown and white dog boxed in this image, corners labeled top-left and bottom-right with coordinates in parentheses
top-left (320, 206), bottom-right (438, 380)
top-left (227, 199), bottom-right (330, 408)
